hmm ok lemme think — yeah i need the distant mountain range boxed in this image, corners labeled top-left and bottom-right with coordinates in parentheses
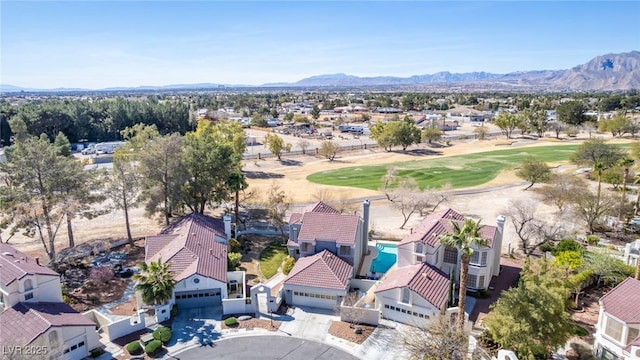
top-left (2, 51), bottom-right (638, 92)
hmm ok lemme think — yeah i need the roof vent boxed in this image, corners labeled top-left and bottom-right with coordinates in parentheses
top-left (2, 252), bottom-right (13, 257)
top-left (209, 249), bottom-right (213, 255)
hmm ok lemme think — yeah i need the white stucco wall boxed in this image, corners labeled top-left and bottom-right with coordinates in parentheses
top-left (375, 288), bottom-right (440, 326)
top-left (2, 274), bottom-right (63, 307)
top-left (105, 311), bottom-right (146, 341)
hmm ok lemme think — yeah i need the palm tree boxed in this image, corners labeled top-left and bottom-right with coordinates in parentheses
top-left (439, 218), bottom-right (488, 333)
top-left (227, 171), bottom-right (248, 232)
top-left (619, 157), bottom-right (635, 220)
top-left (133, 258), bottom-right (176, 306)
top-left (594, 161), bottom-right (605, 206)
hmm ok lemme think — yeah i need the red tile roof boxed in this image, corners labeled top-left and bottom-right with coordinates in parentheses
top-left (146, 213), bottom-right (227, 283)
top-left (298, 212), bottom-right (360, 244)
top-left (0, 243), bottom-right (59, 287)
top-left (288, 201), bottom-right (340, 224)
top-left (375, 263), bottom-right (450, 309)
top-left (399, 208), bottom-right (497, 248)
top-left (0, 302), bottom-right (95, 345)
top-left (284, 250), bottom-right (352, 290)
top-left (600, 277), bottom-right (640, 324)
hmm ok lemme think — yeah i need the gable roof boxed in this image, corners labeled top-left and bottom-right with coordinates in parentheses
top-left (600, 277), bottom-right (640, 324)
top-left (0, 243), bottom-right (59, 287)
top-left (399, 208), bottom-right (497, 248)
top-left (375, 263), bottom-right (450, 309)
top-left (284, 250), bottom-right (352, 290)
top-left (298, 212), bottom-right (361, 244)
top-left (0, 302), bottom-right (95, 346)
top-left (288, 201), bottom-right (340, 224)
top-left (146, 213), bottom-right (227, 283)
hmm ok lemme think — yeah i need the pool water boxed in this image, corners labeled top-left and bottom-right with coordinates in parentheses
top-left (370, 243), bottom-right (397, 274)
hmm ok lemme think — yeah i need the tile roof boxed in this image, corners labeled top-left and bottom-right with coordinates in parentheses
top-left (146, 213), bottom-right (228, 283)
top-left (399, 208), bottom-right (497, 248)
top-left (375, 263), bottom-right (450, 309)
top-left (0, 243), bottom-right (59, 287)
top-left (288, 201), bottom-right (340, 224)
top-left (297, 212), bottom-right (361, 244)
top-left (284, 250), bottom-right (352, 290)
top-left (0, 302), bottom-right (95, 345)
top-left (600, 277), bottom-right (640, 324)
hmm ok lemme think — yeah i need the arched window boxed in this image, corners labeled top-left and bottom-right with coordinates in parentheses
top-left (401, 288), bottom-right (411, 304)
top-left (48, 331), bottom-right (59, 348)
top-left (24, 279), bottom-right (33, 291)
top-left (414, 243), bottom-right (424, 254)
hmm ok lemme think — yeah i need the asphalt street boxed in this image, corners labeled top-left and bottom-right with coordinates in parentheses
top-left (174, 335), bottom-right (361, 360)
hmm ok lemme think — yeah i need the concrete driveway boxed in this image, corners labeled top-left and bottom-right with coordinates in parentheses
top-left (173, 335), bottom-right (360, 360)
top-left (165, 306), bottom-right (222, 350)
top-left (277, 306), bottom-right (339, 342)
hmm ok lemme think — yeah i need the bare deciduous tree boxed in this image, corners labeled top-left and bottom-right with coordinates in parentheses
top-left (535, 174), bottom-right (586, 213)
top-left (399, 315), bottom-right (467, 360)
top-left (339, 292), bottom-right (369, 330)
top-left (297, 139), bottom-right (310, 155)
top-left (505, 199), bottom-right (566, 256)
top-left (381, 167), bottom-right (450, 228)
top-left (264, 182), bottom-right (292, 236)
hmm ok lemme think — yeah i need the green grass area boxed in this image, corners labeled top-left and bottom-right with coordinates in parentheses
top-left (259, 241), bottom-right (289, 279)
top-left (307, 144), bottom-right (618, 190)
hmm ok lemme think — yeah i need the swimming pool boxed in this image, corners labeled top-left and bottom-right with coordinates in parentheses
top-left (370, 243), bottom-right (397, 274)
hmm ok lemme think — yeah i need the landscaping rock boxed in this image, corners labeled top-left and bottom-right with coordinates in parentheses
top-left (238, 315), bottom-right (253, 321)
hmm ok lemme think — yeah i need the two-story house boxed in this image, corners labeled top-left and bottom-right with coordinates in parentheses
top-left (141, 212), bottom-right (247, 316)
top-left (283, 200), bottom-right (370, 309)
top-left (395, 208), bottom-right (505, 290)
top-left (374, 208), bottom-right (505, 326)
top-left (594, 277), bottom-right (640, 360)
top-left (0, 243), bottom-right (100, 360)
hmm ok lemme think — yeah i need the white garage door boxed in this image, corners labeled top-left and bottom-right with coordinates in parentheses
top-left (175, 289), bottom-right (222, 309)
top-left (292, 291), bottom-right (338, 310)
top-left (63, 338), bottom-right (86, 360)
top-left (382, 303), bottom-right (431, 325)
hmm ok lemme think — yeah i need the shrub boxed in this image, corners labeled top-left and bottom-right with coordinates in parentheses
top-left (586, 235), bottom-right (600, 246)
top-left (228, 238), bottom-right (242, 253)
top-left (90, 349), bottom-right (104, 358)
top-left (554, 239), bottom-right (584, 255)
top-left (282, 257), bottom-right (296, 275)
top-left (153, 326), bottom-right (172, 344)
top-left (126, 341), bottom-right (143, 355)
top-left (540, 241), bottom-right (556, 253)
top-left (89, 266), bottom-right (115, 284)
top-left (227, 252), bottom-right (242, 270)
top-left (145, 339), bottom-right (162, 355)
top-left (572, 325), bottom-right (589, 337)
top-left (224, 317), bottom-right (238, 326)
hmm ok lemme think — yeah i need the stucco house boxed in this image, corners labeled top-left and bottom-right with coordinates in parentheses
top-left (594, 277), bottom-right (640, 359)
top-left (283, 250), bottom-right (353, 309)
top-left (396, 208), bottom-right (505, 291)
top-left (374, 262), bottom-right (450, 325)
top-left (140, 213), bottom-right (247, 316)
top-left (287, 200), bottom-right (370, 276)
top-left (623, 240), bottom-right (639, 268)
top-left (0, 243), bottom-right (100, 360)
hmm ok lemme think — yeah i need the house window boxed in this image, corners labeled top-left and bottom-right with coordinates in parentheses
top-left (401, 288), bottom-right (411, 304)
top-left (478, 276), bottom-right (486, 289)
top-left (627, 327), bottom-right (639, 345)
top-left (193, 278), bottom-right (200, 284)
top-left (467, 274), bottom-right (478, 289)
top-left (301, 242), bottom-right (312, 252)
top-left (444, 247), bottom-right (458, 264)
top-left (414, 243), bottom-right (424, 254)
top-left (470, 251), bottom-right (488, 266)
top-left (416, 256), bottom-right (424, 262)
top-left (24, 292), bottom-right (34, 301)
top-left (604, 316), bottom-right (624, 342)
top-left (339, 245), bottom-right (351, 256)
top-left (481, 252), bottom-right (488, 266)
top-left (24, 279), bottom-right (34, 291)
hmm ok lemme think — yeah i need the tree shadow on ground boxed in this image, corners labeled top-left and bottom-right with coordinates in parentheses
top-left (244, 171), bottom-right (284, 179)
top-left (402, 148), bottom-right (443, 156)
top-left (279, 159), bottom-right (303, 166)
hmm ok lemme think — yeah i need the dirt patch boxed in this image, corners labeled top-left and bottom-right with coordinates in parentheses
top-left (110, 298), bottom-right (139, 316)
top-left (328, 321), bottom-right (376, 344)
top-left (67, 278), bottom-right (130, 313)
top-left (222, 318), bottom-right (281, 331)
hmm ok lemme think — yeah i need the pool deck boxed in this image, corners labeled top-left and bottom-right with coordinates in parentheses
top-left (358, 243), bottom-right (379, 277)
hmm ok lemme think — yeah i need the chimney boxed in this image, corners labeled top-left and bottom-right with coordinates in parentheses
top-left (35, 257), bottom-right (40, 266)
top-left (493, 215), bottom-right (506, 277)
top-left (209, 249), bottom-right (213, 256)
top-left (410, 228), bottom-right (413, 234)
top-left (362, 199), bottom-right (370, 257)
top-left (223, 214), bottom-right (232, 243)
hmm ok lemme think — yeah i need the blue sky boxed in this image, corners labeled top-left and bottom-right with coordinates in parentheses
top-left (1, 1), bottom-right (639, 89)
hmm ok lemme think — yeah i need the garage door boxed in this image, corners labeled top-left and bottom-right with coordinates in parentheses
top-left (175, 289), bottom-right (221, 309)
top-left (63, 337), bottom-right (86, 360)
top-left (292, 291), bottom-right (338, 310)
